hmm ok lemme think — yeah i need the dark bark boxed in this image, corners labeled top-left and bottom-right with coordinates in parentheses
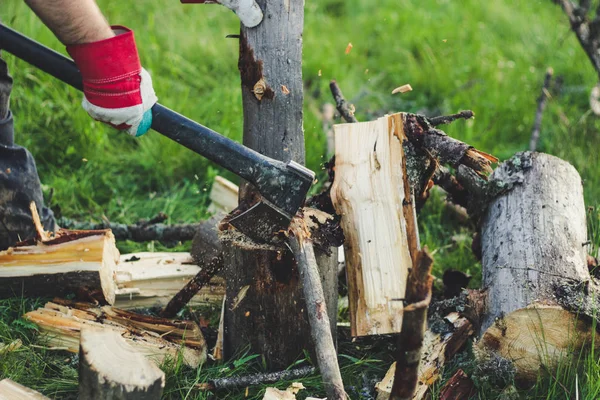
top-left (391, 249), bottom-right (434, 400)
top-left (439, 369), bottom-right (476, 400)
top-left (429, 110), bottom-right (474, 127)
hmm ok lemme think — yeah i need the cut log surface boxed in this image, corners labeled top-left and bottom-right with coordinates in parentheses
top-left (0, 379), bottom-right (49, 400)
top-left (24, 301), bottom-right (206, 368)
top-left (0, 230), bottom-right (118, 304)
top-left (331, 113), bottom-right (417, 336)
top-left (114, 252), bottom-right (225, 309)
top-left (79, 328), bottom-right (165, 400)
top-left (479, 152), bottom-right (594, 384)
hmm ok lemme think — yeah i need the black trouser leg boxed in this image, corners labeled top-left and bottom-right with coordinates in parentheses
top-left (0, 51), bottom-right (56, 250)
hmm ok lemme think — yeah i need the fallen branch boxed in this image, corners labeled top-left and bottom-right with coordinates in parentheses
top-left (391, 249), bottom-right (434, 400)
top-left (329, 80), bottom-right (358, 123)
top-left (429, 110), bottom-right (474, 127)
top-left (288, 218), bottom-right (346, 400)
top-left (58, 217), bottom-right (199, 243)
top-left (196, 366), bottom-right (315, 391)
top-left (529, 68), bottom-right (554, 151)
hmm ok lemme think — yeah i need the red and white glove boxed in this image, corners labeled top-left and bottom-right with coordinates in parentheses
top-left (67, 27), bottom-right (157, 137)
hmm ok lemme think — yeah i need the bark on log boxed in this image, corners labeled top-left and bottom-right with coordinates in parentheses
top-left (0, 379), bottom-right (49, 400)
top-left (375, 313), bottom-right (474, 400)
top-left (331, 113), bottom-right (418, 336)
top-left (223, 0), bottom-right (337, 368)
top-left (196, 366), bottom-right (315, 391)
top-left (478, 152), bottom-right (596, 385)
top-left (24, 301), bottom-right (207, 368)
top-left (114, 252), bottom-right (225, 310)
top-left (78, 328), bottom-right (165, 400)
top-left (0, 229), bottom-right (118, 304)
top-left (288, 219), bottom-right (345, 400)
top-left (439, 369), bottom-right (476, 400)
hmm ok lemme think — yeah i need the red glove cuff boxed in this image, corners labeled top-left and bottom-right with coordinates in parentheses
top-left (66, 26), bottom-right (142, 109)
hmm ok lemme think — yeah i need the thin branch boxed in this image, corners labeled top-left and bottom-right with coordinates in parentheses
top-left (329, 80), bottom-right (358, 123)
top-left (429, 110), bottom-right (474, 127)
top-left (195, 366), bottom-right (315, 391)
top-left (530, 67), bottom-right (554, 151)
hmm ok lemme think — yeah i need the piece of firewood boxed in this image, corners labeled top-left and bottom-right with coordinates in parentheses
top-left (0, 229), bottom-right (119, 304)
top-left (113, 252), bottom-right (225, 309)
top-left (196, 366), bottom-right (315, 391)
top-left (207, 176), bottom-right (239, 214)
top-left (478, 152), bottom-right (596, 385)
top-left (79, 328), bottom-right (165, 400)
top-left (24, 301), bottom-right (207, 368)
top-left (391, 249), bottom-right (434, 400)
top-left (288, 218), bottom-right (346, 400)
top-left (376, 313), bottom-right (474, 400)
top-left (0, 379), bottom-right (49, 400)
top-left (439, 369), bottom-right (476, 400)
top-left (331, 113), bottom-right (419, 336)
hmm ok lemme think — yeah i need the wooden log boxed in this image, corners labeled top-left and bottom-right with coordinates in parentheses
top-left (196, 365), bottom-right (315, 391)
top-left (288, 218), bottom-right (345, 400)
top-left (78, 328), bottom-right (165, 400)
top-left (0, 229), bottom-right (118, 304)
top-left (207, 176), bottom-right (239, 214)
top-left (478, 152), bottom-right (596, 385)
top-left (0, 379), bottom-right (49, 400)
top-left (439, 369), bottom-right (476, 400)
top-left (375, 313), bottom-right (474, 400)
top-left (113, 252), bottom-right (225, 309)
top-left (24, 301), bottom-right (207, 368)
top-left (331, 112), bottom-right (418, 336)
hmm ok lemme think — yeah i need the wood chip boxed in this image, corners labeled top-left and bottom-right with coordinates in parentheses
top-left (392, 84), bottom-right (413, 94)
top-left (281, 85), bottom-right (290, 95)
top-left (345, 42), bottom-right (353, 55)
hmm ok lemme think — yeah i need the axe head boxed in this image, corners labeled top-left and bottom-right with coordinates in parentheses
top-left (229, 161), bottom-right (314, 243)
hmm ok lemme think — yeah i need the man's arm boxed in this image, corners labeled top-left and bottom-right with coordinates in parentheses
top-left (25, 0), bottom-right (114, 45)
top-left (24, 0), bottom-right (157, 137)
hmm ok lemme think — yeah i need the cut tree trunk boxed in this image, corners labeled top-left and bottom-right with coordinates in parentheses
top-left (0, 379), bottom-right (49, 400)
top-left (222, 0), bottom-right (336, 368)
top-left (24, 301), bottom-right (207, 368)
top-left (78, 328), bottom-right (165, 400)
top-left (331, 113), bottom-right (419, 336)
top-left (0, 230), bottom-right (118, 304)
top-left (478, 152), bottom-right (597, 385)
top-left (114, 252), bottom-right (225, 310)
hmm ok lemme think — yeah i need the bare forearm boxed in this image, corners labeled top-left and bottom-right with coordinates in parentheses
top-left (24, 0), bottom-right (114, 45)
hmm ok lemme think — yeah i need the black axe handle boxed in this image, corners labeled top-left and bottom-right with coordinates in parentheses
top-left (0, 23), bottom-right (313, 216)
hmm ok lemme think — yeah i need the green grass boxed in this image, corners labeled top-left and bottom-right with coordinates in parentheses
top-left (2, 0), bottom-right (600, 398)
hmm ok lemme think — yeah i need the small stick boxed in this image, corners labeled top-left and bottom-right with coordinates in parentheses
top-left (288, 218), bottom-right (346, 400)
top-left (160, 260), bottom-right (224, 318)
top-left (329, 80), bottom-right (358, 123)
top-left (429, 110), bottom-right (474, 127)
top-left (195, 366), bottom-right (316, 391)
top-left (529, 68), bottom-right (554, 152)
top-left (390, 248), bottom-right (434, 400)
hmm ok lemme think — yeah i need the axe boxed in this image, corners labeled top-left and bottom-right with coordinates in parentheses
top-left (0, 24), bottom-right (314, 243)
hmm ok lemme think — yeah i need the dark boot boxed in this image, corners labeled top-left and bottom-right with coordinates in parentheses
top-left (0, 56), bottom-right (56, 250)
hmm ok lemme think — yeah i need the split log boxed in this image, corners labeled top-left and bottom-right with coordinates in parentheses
top-left (0, 229), bottom-right (118, 304)
top-left (24, 301), bottom-right (207, 368)
top-left (79, 328), bottom-right (165, 400)
top-left (439, 369), bottom-right (476, 400)
top-left (288, 218), bottom-right (345, 400)
top-left (0, 379), bottom-right (49, 400)
top-left (207, 176), bottom-right (239, 214)
top-left (375, 313), bottom-right (474, 400)
top-left (114, 252), bottom-right (225, 309)
top-left (478, 152), bottom-right (597, 385)
top-left (331, 112), bottom-right (419, 336)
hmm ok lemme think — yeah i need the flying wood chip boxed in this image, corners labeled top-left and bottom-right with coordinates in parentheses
top-left (392, 84), bottom-right (413, 94)
top-left (345, 42), bottom-right (353, 54)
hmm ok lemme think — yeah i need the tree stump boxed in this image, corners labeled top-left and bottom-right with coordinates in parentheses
top-left (78, 328), bottom-right (165, 400)
top-left (478, 152), bottom-right (597, 385)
